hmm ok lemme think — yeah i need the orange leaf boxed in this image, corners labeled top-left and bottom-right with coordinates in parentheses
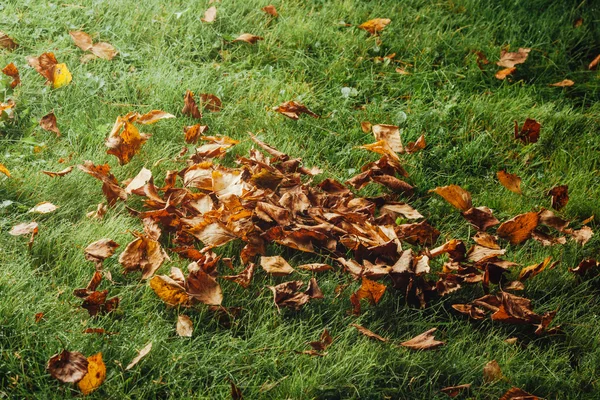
top-left (497, 170), bottom-right (522, 194)
top-left (77, 353), bottom-right (106, 395)
top-left (40, 112), bottom-right (60, 136)
top-left (497, 212), bottom-right (539, 245)
top-left (358, 18), bottom-right (391, 35)
top-left (430, 185), bottom-right (472, 211)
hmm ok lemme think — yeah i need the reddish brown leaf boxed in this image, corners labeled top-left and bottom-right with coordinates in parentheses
top-left (233, 34), bottom-right (264, 44)
top-left (406, 134), bottom-right (426, 153)
top-left (462, 206), bottom-right (500, 231)
top-left (495, 67), bottom-right (516, 80)
top-left (499, 387), bottom-right (539, 400)
top-left (514, 118), bottom-right (540, 144)
top-left (519, 256), bottom-right (552, 281)
top-left (483, 360), bottom-right (503, 383)
top-left (497, 212), bottom-right (539, 245)
top-left (549, 79), bottom-right (574, 87)
top-left (497, 48), bottom-right (530, 68)
top-left (547, 185), bottom-right (568, 210)
top-left (262, 5), bottom-right (278, 17)
top-left (400, 328), bottom-right (444, 350)
top-left (273, 101), bottom-right (319, 120)
top-left (2, 62), bottom-right (20, 88)
top-left (588, 54), bottom-right (600, 70)
top-left (47, 350), bottom-right (89, 383)
top-left (105, 115), bottom-right (150, 165)
top-left (350, 276), bottom-right (386, 315)
top-left (371, 124), bottom-right (403, 153)
top-left (84, 239), bottom-right (119, 267)
top-left (42, 166), bottom-right (73, 178)
top-left (440, 384), bottom-right (471, 398)
top-left (0, 31), bottom-right (17, 50)
top-left (40, 112), bottom-right (60, 136)
top-left (497, 170), bottom-right (522, 194)
top-left (351, 323), bottom-right (388, 342)
top-left (222, 262), bottom-right (256, 288)
top-left (182, 90), bottom-right (202, 119)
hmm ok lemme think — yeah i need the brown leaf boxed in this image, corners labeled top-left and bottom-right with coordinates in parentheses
top-left (273, 101), bottom-right (319, 119)
top-left (105, 115), bottom-right (149, 165)
top-left (135, 110), bottom-right (175, 125)
top-left (85, 239), bottom-right (119, 266)
top-left (569, 226), bottom-right (593, 246)
top-left (125, 167), bottom-right (152, 194)
top-left (371, 124), bottom-right (403, 153)
top-left (182, 90), bottom-right (202, 119)
top-left (395, 67), bottom-right (410, 75)
top-left (519, 256), bottom-right (552, 281)
top-left (497, 48), bottom-right (530, 68)
top-left (360, 121), bottom-right (372, 133)
top-left (186, 262), bottom-right (223, 305)
top-left (358, 18), bottom-right (391, 35)
top-left (42, 166), bottom-right (73, 178)
top-left (183, 124), bottom-right (209, 144)
top-left (538, 209), bottom-right (569, 232)
top-left (350, 276), bottom-right (386, 315)
top-left (90, 42), bottom-right (118, 60)
top-left (497, 170), bottom-right (522, 194)
top-left (588, 54), bottom-right (600, 70)
top-left (223, 262), bottom-right (256, 288)
top-left (514, 118), bottom-right (540, 144)
top-left (547, 185), bottom-right (568, 210)
top-left (27, 52), bottom-right (72, 88)
top-left (473, 232), bottom-right (500, 249)
top-left (77, 353), bottom-right (106, 395)
top-left (40, 112), bottom-right (60, 136)
top-left (483, 360), bottom-right (503, 383)
top-left (268, 280), bottom-right (310, 311)
top-left (233, 33), bottom-right (264, 44)
top-left (119, 219), bottom-right (169, 279)
top-left (262, 5), bottom-right (278, 17)
top-left (201, 6), bottom-right (217, 22)
top-left (497, 212), bottom-right (539, 245)
top-left (150, 275), bottom-right (190, 306)
top-left (499, 387), bottom-right (540, 400)
top-left (2, 62), bottom-right (20, 88)
top-left (400, 328), bottom-right (444, 350)
top-left (574, 18), bottom-right (583, 28)
top-left (198, 93), bottom-right (222, 112)
top-left (549, 79), bottom-right (574, 87)
top-left (462, 207), bottom-right (500, 231)
top-left (569, 259), bottom-right (598, 276)
top-left (406, 134), bottom-right (426, 153)
top-left (396, 221), bottom-right (440, 246)
top-left (380, 202), bottom-right (423, 220)
top-left (176, 315), bottom-right (193, 337)
top-left (260, 255), bottom-right (295, 276)
top-left (47, 350), bottom-right (88, 384)
top-left (87, 203), bottom-right (108, 219)
top-left (431, 185), bottom-right (472, 211)
top-left (297, 263), bottom-right (334, 272)
top-left (9, 221), bottom-right (39, 248)
top-left (351, 323), bottom-right (388, 342)
top-left (440, 383), bottom-right (471, 398)
top-left (495, 67), bottom-right (516, 80)
top-left (29, 201), bottom-right (58, 214)
top-left (126, 342), bottom-right (152, 370)
top-left (308, 329), bottom-right (334, 351)
top-left (474, 50), bottom-right (489, 70)
top-left (0, 31), bottom-right (17, 50)
top-left (70, 31), bottom-right (93, 51)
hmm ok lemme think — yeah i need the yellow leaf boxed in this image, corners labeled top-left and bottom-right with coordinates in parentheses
top-left (77, 353), bottom-right (106, 395)
top-left (0, 163), bottom-right (10, 177)
top-left (52, 63), bottom-right (72, 89)
top-left (149, 275), bottom-right (190, 306)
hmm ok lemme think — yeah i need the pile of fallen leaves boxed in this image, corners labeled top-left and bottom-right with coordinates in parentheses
top-left (2, 10), bottom-right (599, 398)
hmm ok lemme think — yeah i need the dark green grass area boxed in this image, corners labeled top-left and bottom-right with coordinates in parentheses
top-left (1, 0), bottom-right (600, 398)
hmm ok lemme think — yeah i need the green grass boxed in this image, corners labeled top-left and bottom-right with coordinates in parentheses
top-left (1, 0), bottom-right (600, 398)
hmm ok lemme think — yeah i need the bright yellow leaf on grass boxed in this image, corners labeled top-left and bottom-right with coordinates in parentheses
top-left (77, 353), bottom-right (106, 395)
top-left (52, 63), bottom-right (72, 88)
top-left (149, 275), bottom-right (190, 306)
top-left (0, 164), bottom-right (9, 177)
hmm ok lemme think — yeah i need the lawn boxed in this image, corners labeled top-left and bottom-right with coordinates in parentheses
top-left (1, 0), bottom-right (600, 398)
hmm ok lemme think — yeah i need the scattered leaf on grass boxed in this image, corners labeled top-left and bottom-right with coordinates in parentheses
top-left (548, 185), bottom-right (568, 210)
top-left (77, 353), bottom-right (106, 395)
top-left (9, 222), bottom-right (38, 247)
top-left (569, 226), bottom-right (593, 246)
top-left (431, 185), bottom-right (472, 211)
top-left (87, 203), bottom-right (108, 219)
top-left (462, 206), bottom-right (500, 231)
top-left (440, 384), bottom-right (471, 398)
top-left (497, 48), bottom-right (530, 68)
top-left (483, 360), bottom-right (503, 383)
top-left (27, 53), bottom-right (72, 88)
top-left (400, 328), bottom-right (444, 350)
top-left (182, 90), bottom-right (202, 119)
top-left (497, 170), bottom-right (522, 194)
top-left (85, 239), bottom-right (119, 267)
top-left (42, 166), bottom-right (73, 177)
top-left (126, 342), bottom-right (152, 370)
top-left (273, 101), bottom-right (319, 119)
top-left (495, 67), bottom-right (516, 80)
top-left (70, 31), bottom-right (117, 61)
top-left (350, 276), bottom-right (386, 315)
top-left (550, 79), bottom-right (574, 87)
top-left (40, 112), bottom-right (60, 136)
top-left (260, 256), bottom-right (295, 276)
top-left (497, 212), bottom-right (539, 245)
top-left (201, 6), bottom-right (217, 22)
top-left (47, 350), bottom-right (89, 383)
top-left (406, 134), bottom-right (426, 153)
top-left (233, 34), bottom-right (263, 44)
top-left (371, 124), bottom-right (403, 153)
top-left (2, 62), bottom-right (20, 87)
top-left (0, 31), bottom-right (17, 50)
top-left (150, 275), bottom-right (190, 306)
top-left (29, 202), bottom-right (58, 214)
top-left (351, 323), bottom-right (388, 342)
top-left (514, 118), bottom-right (540, 144)
top-left (105, 115), bottom-right (149, 165)
top-left (0, 164), bottom-right (10, 177)
top-left (519, 256), bottom-right (552, 281)
top-left (358, 18), bottom-right (391, 35)
top-left (588, 54), bottom-right (600, 70)
top-left (569, 259), bottom-right (598, 276)
top-left (262, 5), bottom-right (278, 17)
top-left (176, 315), bottom-right (193, 337)
top-left (500, 387), bottom-right (539, 400)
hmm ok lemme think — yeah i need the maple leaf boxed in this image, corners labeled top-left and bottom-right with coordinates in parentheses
top-left (350, 276), bottom-right (386, 315)
top-left (260, 255), bottom-right (295, 276)
top-left (70, 31), bottom-right (118, 61)
top-left (462, 206), bottom-right (500, 231)
top-left (495, 67), bottom-right (516, 80)
top-left (27, 52), bottom-right (72, 88)
top-left (105, 115), bottom-right (150, 165)
top-left (78, 161), bottom-right (127, 206)
top-left (2, 62), bottom-right (20, 88)
top-left (84, 238), bottom-right (119, 268)
top-left (119, 218), bottom-right (169, 279)
top-left (371, 124), bottom-right (403, 153)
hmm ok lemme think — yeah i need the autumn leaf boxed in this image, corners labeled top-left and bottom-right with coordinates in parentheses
top-left (273, 101), bottom-right (319, 119)
top-left (371, 124), bottom-right (403, 153)
top-left (549, 79), bottom-right (574, 87)
top-left (186, 262), bottom-right (223, 305)
top-left (126, 342), bottom-right (152, 370)
top-left (9, 221), bottom-right (38, 247)
top-left (40, 112), bottom-right (60, 136)
top-left (222, 262), bottom-right (256, 288)
top-left (84, 238), bottom-right (119, 268)
top-left (105, 115), bottom-right (149, 165)
top-left (548, 185), bottom-right (568, 210)
top-left (176, 315), bottom-right (193, 337)
top-left (2, 62), bottom-right (20, 88)
top-left (28, 53), bottom-right (72, 88)
top-left (233, 33), bottom-right (264, 44)
top-left (198, 93), bottom-right (222, 112)
top-left (358, 18), bottom-right (391, 35)
top-left (77, 353), bottom-right (106, 395)
top-left (351, 323), bottom-right (388, 342)
top-left (119, 218), bottom-right (169, 279)
top-left (87, 203), bottom-right (108, 219)
top-left (430, 185), bottom-right (472, 211)
top-left (495, 67), bottom-right (516, 80)
top-left (42, 166), bottom-right (73, 178)
top-left (497, 170), bottom-right (522, 194)
top-left (400, 328), bottom-right (444, 350)
top-left (184, 124), bottom-right (209, 144)
top-left (201, 6), bottom-right (217, 22)
top-left (462, 206), bottom-right (500, 231)
top-left (497, 48), bottom-right (530, 68)
top-left (0, 164), bottom-right (10, 177)
top-left (260, 255), bottom-right (295, 276)
top-left (182, 90), bottom-right (202, 119)
top-left (350, 276), bottom-right (386, 315)
top-left (28, 201), bottom-right (58, 214)
top-left (0, 31), bottom-right (17, 50)
top-left (406, 134), bottom-right (426, 153)
top-left (440, 384), bottom-right (471, 398)
top-left (483, 360), bottom-right (503, 383)
top-left (588, 54), bottom-right (600, 70)
top-left (47, 350), bottom-right (89, 383)
top-left (497, 211), bottom-right (539, 245)
top-left (514, 118), bottom-right (540, 144)
top-left (150, 275), bottom-right (190, 306)
top-left (499, 387), bottom-right (540, 400)
top-left (78, 161), bottom-right (127, 206)
top-left (262, 5), bottom-right (278, 17)
top-left (519, 256), bottom-right (552, 281)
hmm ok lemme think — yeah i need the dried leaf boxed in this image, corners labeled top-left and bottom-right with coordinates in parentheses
top-left (297, 263), bottom-right (333, 272)
top-left (440, 384), bottom-right (471, 398)
top-left (273, 101), bottom-right (318, 119)
top-left (0, 31), bottom-right (18, 50)
top-left (372, 124), bottom-right (403, 153)
top-left (201, 6), bottom-right (217, 22)
top-left (262, 5), bottom-right (278, 17)
top-left (260, 255), bottom-right (295, 276)
top-left (358, 18), bottom-right (391, 35)
top-left (150, 275), bottom-right (190, 306)
top-left (569, 226), bottom-right (593, 246)
top-left (495, 67), bottom-right (516, 80)
top-left (47, 350), bottom-right (89, 383)
top-left (499, 387), bottom-right (539, 400)
top-left (400, 328), bottom-right (444, 350)
top-left (40, 112), bottom-right (60, 136)
top-left (70, 31), bottom-right (93, 51)
top-left (350, 276), bottom-right (386, 315)
top-left (90, 42), bottom-right (118, 60)
top-left (182, 90), bottom-right (202, 119)
top-left (497, 170), bottom-right (522, 194)
top-left (406, 134), bottom-right (426, 153)
top-left (126, 342), bottom-right (152, 370)
top-left (233, 33), bottom-right (264, 44)
top-left (431, 185), bottom-right (472, 211)
top-left (547, 185), bottom-right (568, 210)
top-left (514, 118), bottom-right (540, 144)
top-left (483, 360), bottom-right (503, 383)
top-left (125, 167), bottom-right (152, 194)
top-left (42, 166), bottom-right (73, 178)
top-left (0, 164), bottom-right (10, 177)
top-left (186, 262), bottom-right (223, 305)
top-left (2, 62), bottom-right (20, 88)
top-left (462, 207), bottom-right (500, 231)
top-left (519, 256), bottom-right (552, 281)
top-left (497, 48), bottom-right (530, 68)
top-left (549, 79), bottom-right (574, 87)
top-left (497, 212), bottom-right (539, 245)
top-left (85, 239), bottom-right (119, 266)
top-left (176, 315), bottom-right (193, 337)
top-left (29, 201), bottom-right (58, 214)
top-left (588, 54), bottom-right (600, 70)
top-left (105, 116), bottom-right (150, 165)
top-left (184, 124), bottom-right (209, 144)
top-left (77, 353), bottom-right (106, 395)
top-left (351, 323), bottom-right (388, 342)
top-left (9, 221), bottom-right (38, 237)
